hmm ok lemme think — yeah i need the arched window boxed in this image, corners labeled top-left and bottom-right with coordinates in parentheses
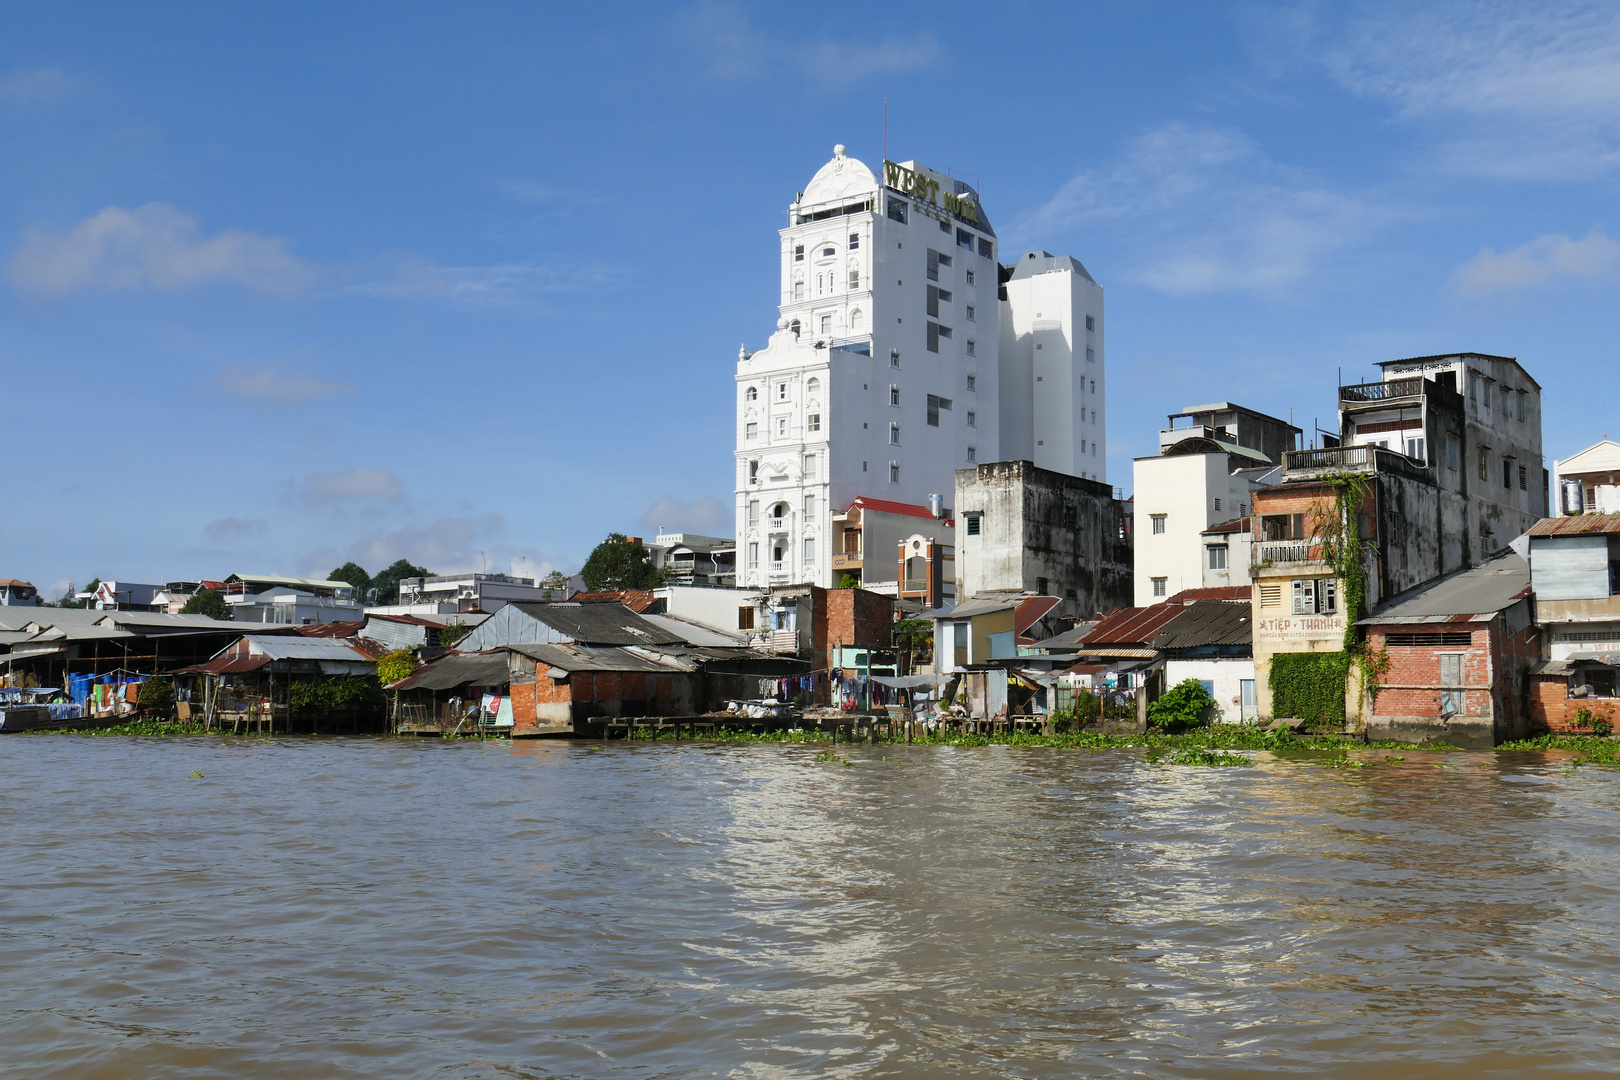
top-left (806, 377), bottom-right (820, 394)
top-left (850, 308), bottom-right (863, 330)
top-left (745, 387), bottom-right (757, 401)
top-left (772, 503), bottom-right (788, 522)
top-left (789, 319), bottom-right (801, 338)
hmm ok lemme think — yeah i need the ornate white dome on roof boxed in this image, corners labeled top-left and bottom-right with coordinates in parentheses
top-left (801, 144), bottom-right (876, 206)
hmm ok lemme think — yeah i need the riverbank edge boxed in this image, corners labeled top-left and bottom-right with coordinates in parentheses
top-left (23, 719), bottom-right (1620, 763)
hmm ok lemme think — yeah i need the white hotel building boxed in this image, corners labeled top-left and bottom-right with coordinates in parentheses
top-left (734, 146), bottom-right (1106, 589)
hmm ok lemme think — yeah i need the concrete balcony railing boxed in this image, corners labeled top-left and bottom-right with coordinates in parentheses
top-left (1284, 443), bottom-right (1432, 482)
top-left (831, 551), bottom-right (863, 570)
top-left (1252, 541), bottom-right (1319, 568)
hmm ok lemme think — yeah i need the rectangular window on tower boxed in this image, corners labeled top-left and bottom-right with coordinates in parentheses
top-left (1086, 347), bottom-right (1096, 363)
top-left (804, 537), bottom-right (815, 562)
top-left (927, 286), bottom-right (940, 318)
top-left (966, 338), bottom-right (975, 356)
top-left (848, 232), bottom-right (859, 251)
top-left (1151, 514), bottom-right (1166, 535)
top-left (965, 269), bottom-right (975, 285)
top-left (956, 228), bottom-right (974, 250)
top-left (738, 606), bottom-right (754, 630)
top-left (966, 410), bottom-right (976, 427)
top-left (1478, 447), bottom-right (1489, 480)
top-left (803, 453), bottom-right (817, 479)
top-left (745, 422), bottom-right (757, 440)
top-left (1085, 315), bottom-right (1095, 331)
top-left (806, 413), bottom-right (820, 432)
top-left (848, 269), bottom-right (859, 290)
top-left (794, 245), bottom-right (804, 262)
top-left (1519, 464), bottom-right (1528, 490)
top-left (966, 514), bottom-right (981, 536)
top-left (804, 494), bottom-right (815, 518)
top-left (888, 462), bottom-right (900, 483)
top-left (967, 445), bottom-right (976, 462)
top-left (927, 322), bottom-right (940, 352)
top-left (966, 373), bottom-right (976, 391)
top-left (978, 238), bottom-right (992, 258)
top-left (747, 500), bottom-right (759, 527)
top-left (927, 395), bottom-right (952, 425)
top-left (887, 198), bottom-right (908, 224)
top-left (747, 542), bottom-right (758, 568)
top-left (966, 304), bottom-right (975, 321)
top-left (1208, 546), bottom-right (1228, 570)
top-left (1152, 577), bottom-right (1167, 597)
top-left (819, 314), bottom-right (831, 335)
top-left (889, 423), bottom-right (901, 445)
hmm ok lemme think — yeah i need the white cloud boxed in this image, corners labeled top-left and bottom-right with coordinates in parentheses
top-left (212, 360), bottom-right (355, 406)
top-left (297, 467), bottom-right (405, 506)
top-left (639, 495), bottom-right (731, 536)
top-left (677, 1), bottom-right (942, 84)
top-left (205, 517), bottom-right (269, 541)
top-left (349, 254), bottom-right (614, 304)
top-left (343, 514), bottom-right (505, 573)
top-left (8, 203), bottom-right (319, 295)
top-left (1020, 123), bottom-right (1399, 294)
top-left (0, 67), bottom-right (71, 103)
top-left (1452, 229), bottom-right (1620, 294)
top-left (1317, 1), bottom-right (1620, 178)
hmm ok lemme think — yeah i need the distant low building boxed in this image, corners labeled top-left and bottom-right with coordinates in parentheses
top-left (82, 580), bottom-right (164, 611)
top-left (221, 574), bottom-right (362, 625)
top-left (396, 572), bottom-right (558, 614)
top-left (1551, 438), bottom-right (1620, 516)
top-left (647, 533), bottom-right (736, 586)
top-left (1524, 514), bottom-right (1620, 733)
top-left (0, 580), bottom-right (40, 606)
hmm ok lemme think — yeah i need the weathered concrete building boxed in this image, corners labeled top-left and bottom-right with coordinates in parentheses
top-left (1358, 551), bottom-right (1536, 748)
top-left (1338, 352), bottom-right (1546, 566)
top-left (954, 459), bottom-right (1132, 620)
top-left (828, 495), bottom-right (955, 598)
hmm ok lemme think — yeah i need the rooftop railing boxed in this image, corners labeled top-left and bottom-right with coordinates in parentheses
top-left (1340, 377), bottom-right (1424, 403)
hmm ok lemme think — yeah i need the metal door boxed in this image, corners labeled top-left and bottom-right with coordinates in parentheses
top-left (1240, 679), bottom-right (1257, 721)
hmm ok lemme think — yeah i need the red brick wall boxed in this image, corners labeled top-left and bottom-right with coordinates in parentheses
top-left (1367, 626), bottom-right (1491, 720)
top-left (820, 588), bottom-right (894, 650)
top-left (1529, 678), bottom-right (1620, 734)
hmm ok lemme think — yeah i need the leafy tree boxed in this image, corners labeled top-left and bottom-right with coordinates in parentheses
top-left (376, 648), bottom-right (419, 686)
top-left (328, 562), bottom-right (372, 597)
top-left (580, 533), bottom-right (659, 592)
top-left (136, 678), bottom-right (174, 714)
top-left (838, 573), bottom-right (860, 589)
top-left (1147, 678), bottom-right (1217, 731)
top-left (370, 559), bottom-right (431, 605)
top-left (179, 587), bottom-right (232, 620)
top-left (439, 621), bottom-right (474, 649)
top-left (55, 577), bottom-right (96, 608)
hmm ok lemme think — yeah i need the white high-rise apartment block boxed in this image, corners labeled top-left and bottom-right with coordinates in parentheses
top-left (734, 146), bottom-right (1105, 590)
top-left (999, 252), bottom-right (1107, 482)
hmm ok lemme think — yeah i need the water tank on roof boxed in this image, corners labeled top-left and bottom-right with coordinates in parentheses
top-left (1563, 477), bottom-right (1585, 516)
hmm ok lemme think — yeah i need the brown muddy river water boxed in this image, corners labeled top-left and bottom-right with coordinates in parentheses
top-left (3, 737), bottom-right (1619, 1078)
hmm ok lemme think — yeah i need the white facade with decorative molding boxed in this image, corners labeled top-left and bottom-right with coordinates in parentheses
top-left (733, 146), bottom-right (1104, 591)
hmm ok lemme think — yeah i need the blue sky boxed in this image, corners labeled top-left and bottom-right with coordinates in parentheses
top-left (4, 2), bottom-right (1619, 596)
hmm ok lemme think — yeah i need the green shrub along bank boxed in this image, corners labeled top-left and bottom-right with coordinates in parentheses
top-left (1147, 679), bottom-right (1216, 731)
top-left (1269, 652), bottom-right (1351, 725)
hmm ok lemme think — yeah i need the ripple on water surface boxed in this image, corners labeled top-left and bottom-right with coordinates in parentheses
top-left (2, 736), bottom-right (1618, 1078)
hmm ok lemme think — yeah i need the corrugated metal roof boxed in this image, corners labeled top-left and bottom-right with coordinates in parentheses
top-left (1077, 605), bottom-right (1184, 648)
top-left (391, 652), bottom-right (511, 691)
top-left (503, 603), bottom-right (686, 646)
top-left (241, 635), bottom-right (375, 662)
top-left (1360, 552), bottom-right (1530, 623)
top-left (1200, 518), bottom-right (1252, 537)
top-left (572, 590), bottom-right (662, 613)
top-left (1166, 586), bottom-right (1251, 603)
top-left (638, 613), bottom-right (746, 647)
top-left (937, 597), bottom-right (1016, 619)
top-left (297, 621), bottom-right (366, 637)
top-left (845, 495), bottom-right (953, 524)
top-left (226, 574), bottom-right (354, 590)
top-left (1528, 514), bottom-right (1620, 537)
top-left (499, 642), bottom-right (692, 674)
top-left (1153, 600), bottom-right (1253, 650)
top-left (174, 654), bottom-right (273, 675)
top-left (1014, 596), bottom-right (1062, 636)
top-left (1530, 659), bottom-right (1574, 677)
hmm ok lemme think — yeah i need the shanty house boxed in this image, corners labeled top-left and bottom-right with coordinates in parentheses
top-left (1524, 515), bottom-right (1620, 734)
top-left (1359, 550), bottom-right (1535, 747)
top-left (1151, 599), bottom-right (1256, 724)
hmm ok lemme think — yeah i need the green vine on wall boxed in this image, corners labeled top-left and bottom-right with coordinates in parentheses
top-left (1304, 469), bottom-right (1392, 717)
